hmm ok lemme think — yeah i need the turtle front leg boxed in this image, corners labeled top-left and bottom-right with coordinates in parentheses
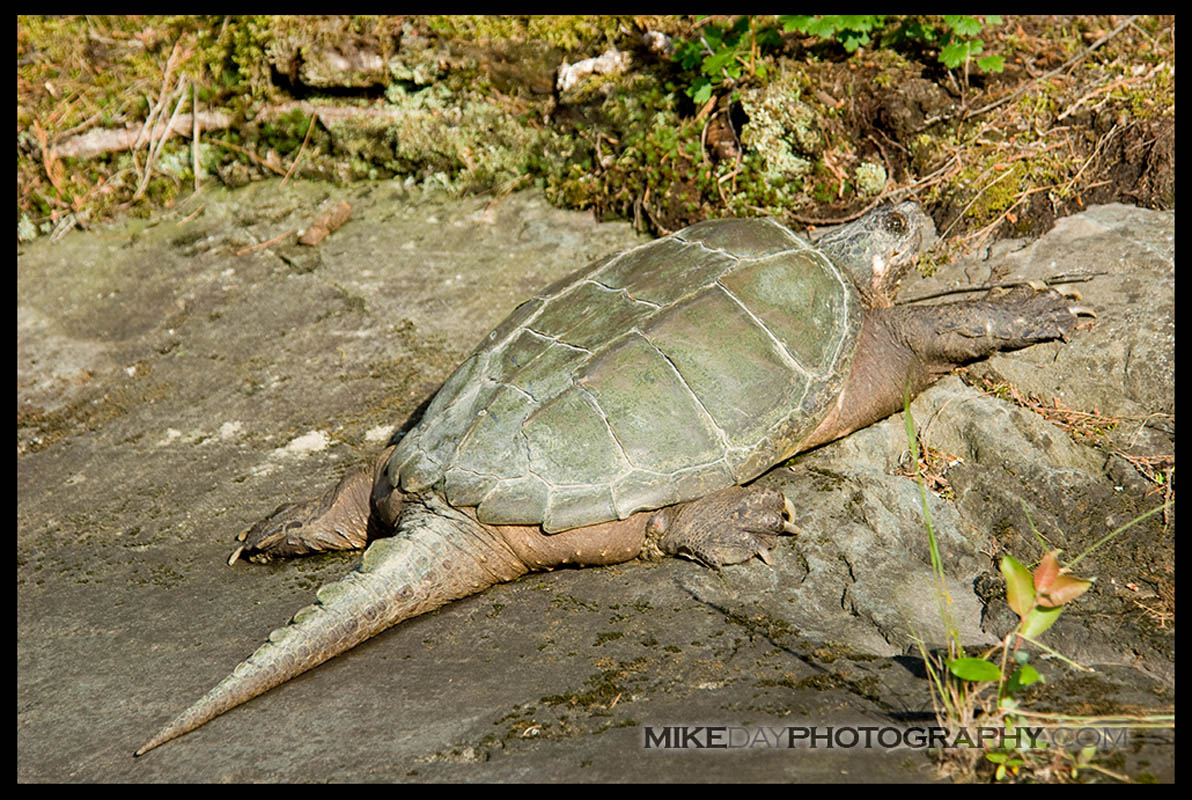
top-left (800, 286), bottom-right (1092, 451)
top-left (895, 285), bottom-right (1091, 370)
top-left (229, 446), bottom-right (403, 564)
top-left (644, 486), bottom-right (797, 569)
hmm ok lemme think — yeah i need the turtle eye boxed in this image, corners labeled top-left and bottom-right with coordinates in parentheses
top-left (884, 211), bottom-right (907, 235)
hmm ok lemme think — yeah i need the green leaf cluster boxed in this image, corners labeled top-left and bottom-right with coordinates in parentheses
top-left (881, 14), bottom-right (1006, 72)
top-left (672, 16), bottom-right (782, 105)
top-left (749, 15), bottom-right (1007, 75)
top-left (922, 15), bottom-right (1006, 72)
top-left (779, 15), bottom-right (885, 53)
top-left (669, 15), bottom-right (1007, 112)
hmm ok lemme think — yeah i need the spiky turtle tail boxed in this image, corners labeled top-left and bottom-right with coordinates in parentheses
top-left (136, 503), bottom-right (528, 756)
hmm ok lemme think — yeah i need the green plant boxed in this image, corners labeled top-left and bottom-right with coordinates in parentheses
top-left (782, 14), bottom-right (1006, 74)
top-left (670, 15), bottom-right (1007, 114)
top-left (779, 14), bottom-right (885, 53)
top-left (669, 14), bottom-right (1004, 126)
top-left (953, 544), bottom-right (1092, 780)
top-left (898, 15), bottom-right (1006, 73)
top-left (672, 16), bottom-right (783, 105)
top-left (902, 390), bottom-right (1170, 781)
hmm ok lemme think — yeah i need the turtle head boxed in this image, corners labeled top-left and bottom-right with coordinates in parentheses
top-left (815, 201), bottom-right (934, 308)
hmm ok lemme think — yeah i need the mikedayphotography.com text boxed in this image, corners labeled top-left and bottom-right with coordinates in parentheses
top-left (641, 724), bottom-right (1128, 751)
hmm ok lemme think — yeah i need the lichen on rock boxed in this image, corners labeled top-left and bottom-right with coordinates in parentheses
top-left (740, 74), bottom-right (823, 183)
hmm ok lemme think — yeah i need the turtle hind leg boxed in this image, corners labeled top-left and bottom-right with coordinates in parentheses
top-left (229, 469), bottom-right (376, 564)
top-left (645, 486), bottom-right (797, 569)
top-left (229, 446), bottom-right (403, 564)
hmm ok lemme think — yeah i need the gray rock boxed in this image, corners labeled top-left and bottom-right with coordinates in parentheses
top-left (17, 186), bottom-right (1173, 781)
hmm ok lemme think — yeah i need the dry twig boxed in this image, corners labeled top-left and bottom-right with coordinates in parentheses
top-left (966, 15), bottom-right (1140, 120)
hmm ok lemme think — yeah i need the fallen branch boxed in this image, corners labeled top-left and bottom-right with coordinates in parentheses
top-left (899, 272), bottom-right (1106, 304)
top-left (54, 111), bottom-right (233, 159)
top-left (298, 201), bottom-right (352, 246)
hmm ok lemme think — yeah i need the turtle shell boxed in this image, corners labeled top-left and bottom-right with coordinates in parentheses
top-left (387, 217), bottom-right (863, 532)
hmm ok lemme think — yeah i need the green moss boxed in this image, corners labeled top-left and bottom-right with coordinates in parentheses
top-left (259, 109), bottom-right (313, 153)
top-left (375, 85), bottom-right (570, 190)
top-left (424, 15), bottom-right (626, 52)
top-left (967, 161), bottom-right (1026, 219)
top-left (541, 658), bottom-right (648, 708)
top-left (1110, 62), bottom-right (1175, 120)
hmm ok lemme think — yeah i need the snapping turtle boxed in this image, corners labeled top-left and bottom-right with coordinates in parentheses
top-left (137, 202), bottom-right (1087, 755)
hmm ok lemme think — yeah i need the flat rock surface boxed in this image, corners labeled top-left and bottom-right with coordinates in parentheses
top-left (18, 184), bottom-right (1173, 782)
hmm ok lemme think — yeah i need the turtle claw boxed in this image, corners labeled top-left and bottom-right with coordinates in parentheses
top-left (1067, 302), bottom-right (1098, 333)
top-left (1042, 284), bottom-right (1095, 320)
top-left (227, 543), bottom-right (246, 566)
top-left (782, 496), bottom-right (800, 535)
top-left (1052, 284), bottom-right (1083, 302)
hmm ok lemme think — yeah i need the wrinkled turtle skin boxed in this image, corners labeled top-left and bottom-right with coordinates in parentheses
top-left (136, 202), bottom-right (1090, 757)
top-left (391, 216), bottom-right (873, 533)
